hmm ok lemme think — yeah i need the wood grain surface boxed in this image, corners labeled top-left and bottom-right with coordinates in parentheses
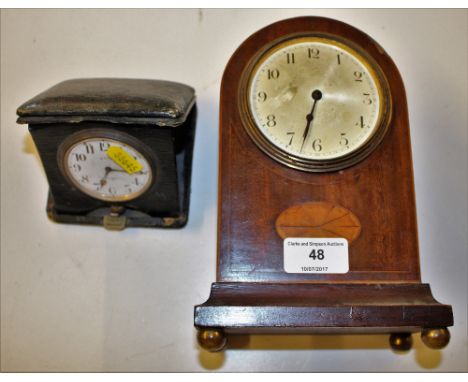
top-left (195, 16), bottom-right (453, 336)
top-left (275, 201), bottom-right (361, 243)
top-left (217, 16), bottom-right (420, 283)
top-left (195, 282), bottom-right (453, 332)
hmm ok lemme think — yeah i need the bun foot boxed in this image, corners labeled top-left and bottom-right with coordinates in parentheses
top-left (421, 327), bottom-right (450, 349)
top-left (197, 328), bottom-right (227, 352)
top-left (389, 332), bottom-right (413, 351)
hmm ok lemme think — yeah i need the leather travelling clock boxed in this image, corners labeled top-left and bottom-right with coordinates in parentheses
top-left (195, 17), bottom-right (453, 351)
top-left (17, 78), bottom-right (196, 230)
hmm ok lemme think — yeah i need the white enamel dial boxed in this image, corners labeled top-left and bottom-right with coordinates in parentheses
top-left (248, 37), bottom-right (383, 161)
top-left (63, 137), bottom-right (152, 202)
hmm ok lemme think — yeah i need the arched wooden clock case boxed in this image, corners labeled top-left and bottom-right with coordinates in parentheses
top-left (194, 17), bottom-right (453, 352)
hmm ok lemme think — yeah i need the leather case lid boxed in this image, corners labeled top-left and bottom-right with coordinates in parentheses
top-left (17, 78), bottom-right (196, 126)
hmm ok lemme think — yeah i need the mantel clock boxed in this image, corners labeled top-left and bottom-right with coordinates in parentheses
top-left (194, 17), bottom-right (453, 351)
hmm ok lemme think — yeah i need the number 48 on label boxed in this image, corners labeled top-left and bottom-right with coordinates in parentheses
top-left (283, 238), bottom-right (349, 274)
top-left (309, 249), bottom-right (325, 260)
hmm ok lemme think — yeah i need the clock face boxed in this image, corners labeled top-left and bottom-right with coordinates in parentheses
top-left (243, 36), bottom-right (391, 171)
top-left (61, 134), bottom-right (153, 202)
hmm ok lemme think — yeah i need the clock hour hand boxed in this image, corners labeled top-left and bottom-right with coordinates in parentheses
top-left (98, 167), bottom-right (112, 189)
top-left (99, 164), bottom-right (145, 189)
top-left (99, 166), bottom-right (126, 189)
top-left (300, 89), bottom-right (322, 153)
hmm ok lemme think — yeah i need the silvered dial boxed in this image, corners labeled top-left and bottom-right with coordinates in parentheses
top-left (248, 37), bottom-right (383, 161)
top-left (63, 137), bottom-right (152, 202)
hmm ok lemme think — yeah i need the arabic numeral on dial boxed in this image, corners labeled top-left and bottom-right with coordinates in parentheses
top-left (108, 187), bottom-right (117, 195)
top-left (308, 48), bottom-right (320, 59)
top-left (134, 177), bottom-right (140, 186)
top-left (80, 175), bottom-right (89, 183)
top-left (309, 249), bottom-right (325, 260)
top-left (355, 115), bottom-right (365, 128)
top-left (353, 71), bottom-right (363, 82)
top-left (339, 133), bottom-right (349, 146)
top-left (266, 114), bottom-right (276, 127)
top-left (84, 143), bottom-right (95, 154)
top-left (74, 153), bottom-right (87, 161)
top-left (257, 91), bottom-right (267, 102)
top-left (286, 53), bottom-right (295, 64)
top-left (267, 69), bottom-right (279, 79)
top-left (72, 163), bottom-right (82, 172)
top-left (312, 139), bottom-right (322, 152)
top-left (286, 132), bottom-right (295, 146)
top-left (337, 53), bottom-right (342, 65)
top-left (99, 142), bottom-right (110, 151)
top-left (362, 93), bottom-right (372, 105)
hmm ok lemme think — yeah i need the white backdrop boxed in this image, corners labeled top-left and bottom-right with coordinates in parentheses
top-left (1, 9), bottom-right (467, 372)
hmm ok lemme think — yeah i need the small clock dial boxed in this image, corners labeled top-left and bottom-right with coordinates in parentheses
top-left (245, 36), bottom-right (390, 169)
top-left (63, 137), bottom-right (153, 202)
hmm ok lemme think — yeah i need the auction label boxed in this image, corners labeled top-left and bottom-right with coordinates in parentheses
top-left (107, 146), bottom-right (143, 174)
top-left (284, 238), bottom-right (349, 274)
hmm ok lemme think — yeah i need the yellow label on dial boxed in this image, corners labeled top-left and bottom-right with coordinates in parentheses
top-left (106, 146), bottom-right (143, 174)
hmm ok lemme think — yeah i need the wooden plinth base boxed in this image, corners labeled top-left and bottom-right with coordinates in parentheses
top-left (194, 282), bottom-right (453, 351)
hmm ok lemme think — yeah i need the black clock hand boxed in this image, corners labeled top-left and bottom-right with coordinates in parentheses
top-left (99, 166), bottom-right (125, 189)
top-left (105, 166), bottom-right (127, 173)
top-left (300, 89), bottom-right (322, 153)
top-left (99, 167), bottom-right (113, 189)
top-left (107, 166), bottom-right (147, 175)
top-left (99, 166), bottom-right (144, 189)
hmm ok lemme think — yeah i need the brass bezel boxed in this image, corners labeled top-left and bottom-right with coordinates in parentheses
top-left (239, 32), bottom-right (393, 172)
top-left (57, 128), bottom-right (155, 202)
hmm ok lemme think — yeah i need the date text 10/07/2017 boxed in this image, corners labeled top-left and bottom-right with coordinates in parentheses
top-left (301, 266), bottom-right (329, 272)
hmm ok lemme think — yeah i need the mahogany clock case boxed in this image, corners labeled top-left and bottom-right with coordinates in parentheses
top-left (194, 17), bottom-right (453, 347)
top-left (216, 17), bottom-right (418, 284)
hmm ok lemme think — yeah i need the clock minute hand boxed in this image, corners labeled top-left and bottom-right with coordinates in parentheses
top-left (107, 167), bottom-right (127, 173)
top-left (300, 89), bottom-right (322, 153)
top-left (300, 108), bottom-right (315, 152)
